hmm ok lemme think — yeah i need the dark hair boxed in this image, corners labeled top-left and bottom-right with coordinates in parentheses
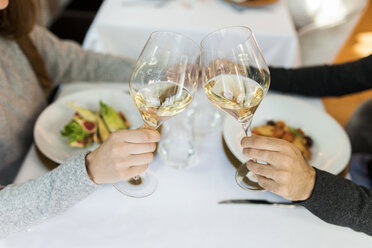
top-left (0, 0), bottom-right (37, 39)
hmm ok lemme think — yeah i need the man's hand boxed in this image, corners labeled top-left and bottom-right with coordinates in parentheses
top-left (241, 135), bottom-right (316, 201)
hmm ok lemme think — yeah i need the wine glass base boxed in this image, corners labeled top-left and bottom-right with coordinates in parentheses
top-left (235, 162), bottom-right (265, 191)
top-left (113, 170), bottom-right (158, 198)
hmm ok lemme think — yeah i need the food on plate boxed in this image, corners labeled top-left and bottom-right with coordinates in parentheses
top-left (100, 101), bottom-right (129, 132)
top-left (67, 102), bottom-right (97, 122)
top-left (252, 120), bottom-right (313, 161)
top-left (61, 101), bottom-right (130, 148)
top-left (96, 115), bottom-right (110, 143)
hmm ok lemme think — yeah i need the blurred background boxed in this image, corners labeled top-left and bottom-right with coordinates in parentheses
top-left (42, 0), bottom-right (372, 126)
top-left (40, 0), bottom-right (103, 43)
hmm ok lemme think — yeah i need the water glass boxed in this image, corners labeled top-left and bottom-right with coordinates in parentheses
top-left (158, 110), bottom-right (196, 169)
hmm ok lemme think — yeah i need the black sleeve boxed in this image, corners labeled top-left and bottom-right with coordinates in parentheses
top-left (298, 168), bottom-right (372, 236)
top-left (269, 54), bottom-right (372, 97)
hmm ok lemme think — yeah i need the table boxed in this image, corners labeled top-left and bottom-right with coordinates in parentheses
top-left (1, 83), bottom-right (371, 247)
top-left (2, 1), bottom-right (371, 246)
top-left (83, 0), bottom-right (301, 67)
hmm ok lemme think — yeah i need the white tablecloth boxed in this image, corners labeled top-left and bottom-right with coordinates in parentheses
top-left (2, 83), bottom-right (371, 247)
top-left (2, 1), bottom-right (371, 246)
top-left (83, 0), bottom-right (301, 67)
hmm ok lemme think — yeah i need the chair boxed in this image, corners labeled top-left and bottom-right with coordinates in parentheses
top-left (285, 0), bottom-right (367, 66)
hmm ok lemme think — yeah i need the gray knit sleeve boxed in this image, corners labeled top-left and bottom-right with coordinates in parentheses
top-left (0, 152), bottom-right (99, 239)
top-left (29, 26), bottom-right (135, 86)
top-left (298, 168), bottom-right (372, 236)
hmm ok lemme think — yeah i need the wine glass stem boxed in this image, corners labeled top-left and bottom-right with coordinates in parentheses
top-left (241, 118), bottom-right (253, 137)
top-left (241, 118), bottom-right (259, 165)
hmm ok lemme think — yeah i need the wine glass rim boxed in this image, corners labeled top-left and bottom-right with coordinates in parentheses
top-left (200, 26), bottom-right (253, 48)
top-left (149, 30), bottom-right (201, 56)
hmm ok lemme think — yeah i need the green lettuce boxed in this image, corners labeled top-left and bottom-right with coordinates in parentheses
top-left (60, 120), bottom-right (90, 143)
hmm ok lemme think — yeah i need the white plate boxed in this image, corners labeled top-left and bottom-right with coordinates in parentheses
top-left (223, 94), bottom-right (351, 175)
top-left (34, 89), bottom-right (143, 164)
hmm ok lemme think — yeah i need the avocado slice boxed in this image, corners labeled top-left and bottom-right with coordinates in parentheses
top-left (67, 102), bottom-right (97, 123)
top-left (96, 115), bottom-right (110, 142)
top-left (99, 101), bottom-right (127, 132)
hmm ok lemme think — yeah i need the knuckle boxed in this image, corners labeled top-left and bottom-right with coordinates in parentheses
top-left (241, 136), bottom-right (250, 147)
top-left (152, 130), bottom-right (161, 141)
top-left (251, 135), bottom-right (260, 146)
top-left (246, 160), bottom-right (254, 167)
top-left (259, 179), bottom-right (269, 189)
top-left (243, 148), bottom-right (251, 157)
top-left (265, 138), bottom-right (275, 148)
top-left (252, 149), bottom-right (261, 158)
top-left (134, 164), bottom-right (148, 174)
top-left (243, 148), bottom-right (251, 156)
top-left (240, 137), bottom-right (247, 147)
top-left (271, 185), bottom-right (281, 195)
top-left (251, 163), bottom-right (261, 174)
top-left (261, 151), bottom-right (271, 162)
top-left (140, 130), bottom-right (151, 142)
top-left (148, 143), bottom-right (157, 152)
top-left (146, 152), bottom-right (154, 162)
top-left (139, 164), bottom-right (149, 172)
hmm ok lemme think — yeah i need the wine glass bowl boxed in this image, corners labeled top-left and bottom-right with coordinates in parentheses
top-left (129, 31), bottom-right (200, 129)
top-left (114, 31), bottom-right (200, 197)
top-left (200, 26), bottom-right (270, 191)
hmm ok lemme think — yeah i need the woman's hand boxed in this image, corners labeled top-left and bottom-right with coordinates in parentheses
top-left (241, 135), bottom-right (316, 201)
top-left (85, 129), bottom-right (160, 184)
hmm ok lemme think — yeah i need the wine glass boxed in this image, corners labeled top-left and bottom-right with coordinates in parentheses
top-left (113, 31), bottom-right (200, 197)
top-left (200, 26), bottom-right (270, 191)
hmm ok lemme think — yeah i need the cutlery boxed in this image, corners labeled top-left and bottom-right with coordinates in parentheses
top-left (218, 199), bottom-right (298, 207)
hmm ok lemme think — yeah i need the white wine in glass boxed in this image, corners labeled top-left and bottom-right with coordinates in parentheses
top-left (204, 74), bottom-right (264, 123)
top-left (201, 26), bottom-right (270, 191)
top-left (133, 81), bottom-right (193, 128)
top-left (113, 31), bottom-right (200, 198)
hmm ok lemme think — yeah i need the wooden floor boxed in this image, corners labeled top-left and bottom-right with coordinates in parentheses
top-left (322, 0), bottom-right (372, 126)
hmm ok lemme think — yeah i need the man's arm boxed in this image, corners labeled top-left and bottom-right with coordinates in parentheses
top-left (270, 54), bottom-right (372, 97)
top-left (299, 169), bottom-right (372, 236)
top-left (242, 135), bottom-right (372, 236)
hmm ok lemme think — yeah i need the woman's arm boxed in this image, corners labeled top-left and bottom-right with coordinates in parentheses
top-left (270, 55), bottom-right (372, 97)
top-left (0, 129), bottom-right (160, 239)
top-left (29, 26), bottom-right (135, 86)
top-left (0, 152), bottom-right (98, 239)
